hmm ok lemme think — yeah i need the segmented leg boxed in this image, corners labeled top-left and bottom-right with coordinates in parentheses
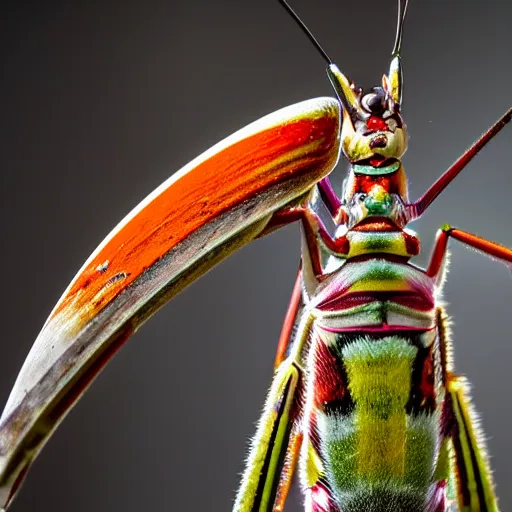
top-left (234, 314), bottom-right (314, 512)
top-left (446, 374), bottom-right (499, 512)
top-left (427, 225), bottom-right (512, 279)
top-left (272, 269), bottom-right (306, 510)
top-left (233, 360), bottom-right (302, 512)
top-left (274, 268), bottom-right (304, 368)
top-left (436, 308), bottom-right (499, 511)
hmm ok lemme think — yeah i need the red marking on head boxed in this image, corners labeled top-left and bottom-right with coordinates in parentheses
top-left (366, 115), bottom-right (388, 132)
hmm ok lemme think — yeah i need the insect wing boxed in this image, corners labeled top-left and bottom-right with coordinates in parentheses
top-left (0, 98), bottom-right (340, 510)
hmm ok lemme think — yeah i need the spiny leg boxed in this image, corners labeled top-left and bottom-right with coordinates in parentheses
top-left (236, 198), bottom-right (343, 510)
top-left (233, 315), bottom-right (314, 512)
top-left (446, 374), bottom-right (499, 512)
top-left (426, 227), bottom-right (510, 507)
top-left (271, 268), bottom-right (306, 511)
top-left (233, 360), bottom-right (302, 512)
top-left (437, 307), bottom-right (499, 511)
top-left (272, 429), bottom-right (304, 512)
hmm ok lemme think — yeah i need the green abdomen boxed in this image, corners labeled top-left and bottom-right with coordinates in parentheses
top-left (303, 333), bottom-right (443, 511)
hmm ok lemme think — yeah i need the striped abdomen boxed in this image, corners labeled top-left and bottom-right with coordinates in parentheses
top-left (300, 259), bottom-right (446, 511)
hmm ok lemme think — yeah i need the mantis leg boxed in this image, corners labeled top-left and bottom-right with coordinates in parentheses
top-left (272, 269), bottom-right (306, 511)
top-left (445, 374), bottom-right (499, 512)
top-left (426, 225), bottom-right (512, 279)
top-left (436, 308), bottom-right (499, 511)
top-left (233, 315), bottom-right (313, 512)
top-left (274, 268), bottom-right (304, 368)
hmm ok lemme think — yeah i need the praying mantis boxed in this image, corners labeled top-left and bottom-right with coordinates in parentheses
top-left (0, 1), bottom-right (511, 510)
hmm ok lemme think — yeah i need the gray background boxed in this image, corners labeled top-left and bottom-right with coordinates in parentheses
top-left (1, 1), bottom-right (511, 510)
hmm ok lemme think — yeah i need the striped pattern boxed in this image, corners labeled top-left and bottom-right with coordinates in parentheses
top-left (299, 223), bottom-right (446, 511)
top-left (312, 259), bottom-right (436, 332)
top-left (0, 98), bottom-right (341, 511)
top-left (4, 98), bottom-right (340, 419)
top-left (447, 377), bottom-right (499, 511)
top-left (296, 224), bottom-right (499, 511)
top-left (302, 331), bottom-right (442, 512)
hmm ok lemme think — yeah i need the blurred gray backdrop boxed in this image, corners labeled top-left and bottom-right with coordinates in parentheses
top-left (1, 1), bottom-right (511, 510)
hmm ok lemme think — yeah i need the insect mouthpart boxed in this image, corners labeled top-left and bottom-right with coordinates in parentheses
top-left (355, 155), bottom-right (400, 169)
top-left (369, 134), bottom-right (388, 149)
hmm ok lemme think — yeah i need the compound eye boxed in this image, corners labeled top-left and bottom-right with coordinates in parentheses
top-left (361, 91), bottom-right (385, 114)
top-left (361, 93), bottom-right (377, 112)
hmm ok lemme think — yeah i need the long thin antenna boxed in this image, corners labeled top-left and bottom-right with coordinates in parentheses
top-left (392, 0), bottom-right (409, 57)
top-left (278, 0), bottom-right (332, 65)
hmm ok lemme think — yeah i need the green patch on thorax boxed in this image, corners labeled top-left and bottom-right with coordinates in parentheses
top-left (364, 194), bottom-right (393, 216)
top-left (361, 233), bottom-right (395, 251)
top-left (361, 261), bottom-right (403, 282)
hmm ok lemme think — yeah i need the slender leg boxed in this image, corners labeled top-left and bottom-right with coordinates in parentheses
top-left (233, 315), bottom-right (314, 512)
top-left (407, 108), bottom-right (511, 221)
top-left (233, 360), bottom-right (302, 512)
top-left (427, 224), bottom-right (512, 278)
top-left (317, 177), bottom-right (342, 217)
top-left (235, 266), bottom-right (305, 511)
top-left (436, 307), bottom-right (499, 511)
top-left (261, 192), bottom-right (347, 279)
top-left (274, 268), bottom-right (304, 368)
top-left (272, 429), bottom-right (304, 512)
top-left (432, 308), bottom-right (453, 512)
top-left (237, 265), bottom-right (305, 511)
top-left (446, 374), bottom-right (500, 511)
